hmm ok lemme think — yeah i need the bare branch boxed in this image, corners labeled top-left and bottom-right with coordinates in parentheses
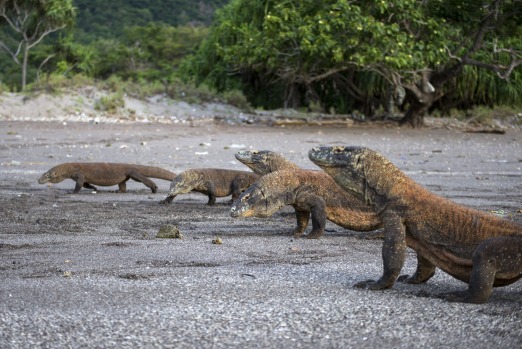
top-left (36, 53), bottom-right (56, 82)
top-left (300, 66), bottom-right (350, 84)
top-left (0, 40), bottom-right (21, 64)
top-left (27, 24), bottom-right (66, 49)
top-left (465, 56), bottom-right (522, 79)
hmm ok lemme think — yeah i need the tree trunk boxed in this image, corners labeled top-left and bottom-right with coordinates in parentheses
top-left (22, 43), bottom-right (29, 91)
top-left (399, 92), bottom-right (434, 128)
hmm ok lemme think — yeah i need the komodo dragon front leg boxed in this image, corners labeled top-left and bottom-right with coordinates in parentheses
top-left (228, 176), bottom-right (250, 203)
top-left (296, 194), bottom-right (327, 239)
top-left (71, 172), bottom-right (97, 193)
top-left (355, 209), bottom-right (407, 290)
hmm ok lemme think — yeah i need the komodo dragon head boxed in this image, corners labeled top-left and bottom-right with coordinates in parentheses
top-left (230, 174), bottom-right (292, 218)
top-left (38, 164), bottom-right (77, 184)
top-left (309, 146), bottom-right (398, 205)
top-left (235, 150), bottom-right (298, 175)
top-left (168, 171), bottom-right (200, 196)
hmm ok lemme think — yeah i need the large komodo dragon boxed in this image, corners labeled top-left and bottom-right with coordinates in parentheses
top-left (232, 150), bottom-right (382, 239)
top-left (38, 162), bottom-right (177, 193)
top-left (160, 168), bottom-right (259, 206)
top-left (309, 146), bottom-right (522, 303)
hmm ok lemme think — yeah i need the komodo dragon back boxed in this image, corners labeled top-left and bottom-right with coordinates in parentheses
top-left (235, 150), bottom-right (300, 175)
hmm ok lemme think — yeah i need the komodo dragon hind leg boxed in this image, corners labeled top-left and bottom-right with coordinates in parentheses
top-left (127, 170), bottom-right (158, 193)
top-left (397, 254), bottom-right (436, 284)
top-left (82, 183), bottom-right (98, 191)
top-left (117, 180), bottom-right (128, 193)
top-left (441, 236), bottom-right (522, 304)
top-left (206, 181), bottom-right (217, 205)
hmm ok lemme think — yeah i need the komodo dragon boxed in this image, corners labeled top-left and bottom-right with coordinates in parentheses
top-left (38, 162), bottom-right (177, 193)
top-left (231, 169), bottom-right (383, 238)
top-left (159, 168), bottom-right (259, 206)
top-left (233, 150), bottom-right (382, 238)
top-left (309, 146), bottom-right (522, 303)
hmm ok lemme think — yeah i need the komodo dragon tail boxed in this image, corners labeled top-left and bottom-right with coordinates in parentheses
top-left (136, 165), bottom-right (177, 181)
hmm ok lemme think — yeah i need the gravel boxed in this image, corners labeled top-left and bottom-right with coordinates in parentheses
top-left (0, 120), bottom-right (521, 348)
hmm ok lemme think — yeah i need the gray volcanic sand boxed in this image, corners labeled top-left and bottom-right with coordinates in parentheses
top-left (1, 120), bottom-right (521, 348)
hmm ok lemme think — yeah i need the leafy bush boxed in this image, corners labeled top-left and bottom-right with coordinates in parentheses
top-left (94, 92), bottom-right (125, 113)
top-left (222, 89), bottom-right (252, 112)
top-left (27, 73), bottom-right (95, 93)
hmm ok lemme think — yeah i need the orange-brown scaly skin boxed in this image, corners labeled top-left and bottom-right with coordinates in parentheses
top-left (235, 150), bottom-right (301, 175)
top-left (231, 169), bottom-right (382, 238)
top-left (233, 150), bottom-right (382, 238)
top-left (309, 146), bottom-right (522, 303)
top-left (38, 162), bottom-right (177, 193)
top-left (160, 168), bottom-right (259, 206)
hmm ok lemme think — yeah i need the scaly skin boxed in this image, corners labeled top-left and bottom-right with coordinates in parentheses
top-left (235, 150), bottom-right (301, 175)
top-left (234, 150), bottom-right (382, 238)
top-left (230, 168), bottom-right (382, 239)
top-left (38, 162), bottom-right (177, 193)
top-left (160, 168), bottom-right (259, 206)
top-left (309, 146), bottom-right (522, 303)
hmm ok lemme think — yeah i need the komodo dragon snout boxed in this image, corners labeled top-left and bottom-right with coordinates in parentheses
top-left (38, 168), bottom-right (68, 184)
top-left (230, 184), bottom-right (283, 218)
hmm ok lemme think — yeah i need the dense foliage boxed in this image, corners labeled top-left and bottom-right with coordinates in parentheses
top-left (182, 0), bottom-right (522, 126)
top-left (0, 0), bottom-right (225, 90)
top-left (1, 0), bottom-right (521, 126)
top-left (0, 0), bottom-right (76, 89)
top-left (73, 0), bottom-right (228, 42)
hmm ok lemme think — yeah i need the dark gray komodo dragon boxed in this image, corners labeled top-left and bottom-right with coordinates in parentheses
top-left (232, 150), bottom-right (382, 239)
top-left (38, 162), bottom-right (177, 193)
top-left (309, 146), bottom-right (522, 303)
top-left (160, 168), bottom-right (259, 206)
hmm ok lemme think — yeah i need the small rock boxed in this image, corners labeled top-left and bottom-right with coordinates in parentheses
top-left (212, 236), bottom-right (223, 245)
top-left (156, 225), bottom-right (183, 239)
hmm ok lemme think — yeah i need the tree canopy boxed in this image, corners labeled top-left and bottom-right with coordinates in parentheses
top-left (0, 0), bottom-right (76, 89)
top-left (0, 0), bottom-right (223, 89)
top-left (183, 0), bottom-right (522, 126)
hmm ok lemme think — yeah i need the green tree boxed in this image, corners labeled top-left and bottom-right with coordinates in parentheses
top-left (123, 23), bottom-right (209, 80)
top-left (0, 0), bottom-right (76, 90)
top-left (184, 0), bottom-right (522, 126)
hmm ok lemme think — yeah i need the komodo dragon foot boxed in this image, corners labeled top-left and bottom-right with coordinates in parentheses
top-left (353, 279), bottom-right (391, 290)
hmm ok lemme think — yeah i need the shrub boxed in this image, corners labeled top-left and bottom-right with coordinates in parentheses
top-left (94, 92), bottom-right (125, 113)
